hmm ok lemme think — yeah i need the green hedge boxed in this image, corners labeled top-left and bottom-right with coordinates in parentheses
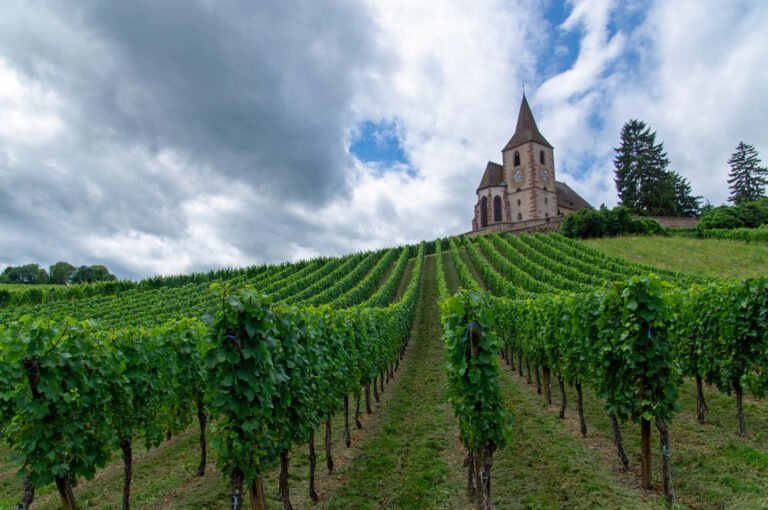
top-left (697, 198), bottom-right (768, 230)
top-left (561, 206), bottom-right (665, 239)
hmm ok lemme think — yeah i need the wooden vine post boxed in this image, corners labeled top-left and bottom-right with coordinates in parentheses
top-left (639, 417), bottom-right (652, 489)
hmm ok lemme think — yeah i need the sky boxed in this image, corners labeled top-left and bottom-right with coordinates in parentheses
top-left (1, 0), bottom-right (767, 279)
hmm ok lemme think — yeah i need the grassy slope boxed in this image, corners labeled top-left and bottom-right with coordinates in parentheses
top-left (582, 235), bottom-right (768, 279)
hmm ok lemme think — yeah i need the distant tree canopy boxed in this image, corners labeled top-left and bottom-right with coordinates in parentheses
top-left (727, 142), bottom-right (767, 205)
top-left (0, 262), bottom-right (117, 285)
top-left (70, 265), bottom-right (118, 284)
top-left (49, 261), bottom-right (77, 284)
top-left (614, 119), bottom-right (701, 217)
top-left (0, 264), bottom-right (49, 284)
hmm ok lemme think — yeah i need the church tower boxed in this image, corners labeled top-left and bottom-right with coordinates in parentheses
top-left (501, 94), bottom-right (558, 222)
top-left (472, 95), bottom-right (562, 231)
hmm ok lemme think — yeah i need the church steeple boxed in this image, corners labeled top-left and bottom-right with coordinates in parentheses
top-left (502, 94), bottom-right (553, 151)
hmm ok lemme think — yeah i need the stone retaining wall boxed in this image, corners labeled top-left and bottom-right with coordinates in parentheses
top-left (640, 216), bottom-right (700, 229)
top-left (466, 215), bottom-right (699, 238)
top-left (465, 216), bottom-right (564, 237)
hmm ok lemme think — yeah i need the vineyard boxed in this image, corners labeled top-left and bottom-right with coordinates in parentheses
top-left (1, 233), bottom-right (767, 509)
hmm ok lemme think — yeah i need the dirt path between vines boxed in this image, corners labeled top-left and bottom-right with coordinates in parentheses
top-left (322, 254), bottom-right (471, 510)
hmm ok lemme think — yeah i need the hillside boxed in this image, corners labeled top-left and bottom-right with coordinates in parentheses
top-left (1, 233), bottom-right (767, 509)
top-left (583, 235), bottom-right (768, 279)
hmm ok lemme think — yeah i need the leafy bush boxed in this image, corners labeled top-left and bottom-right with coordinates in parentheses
top-left (561, 206), bottom-right (664, 239)
top-left (561, 209), bottom-right (607, 238)
top-left (697, 198), bottom-right (768, 231)
top-left (697, 206), bottom-right (746, 230)
top-left (638, 218), bottom-right (666, 235)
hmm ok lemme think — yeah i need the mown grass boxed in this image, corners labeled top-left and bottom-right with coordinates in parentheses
top-left (582, 235), bottom-right (768, 279)
top-left (322, 254), bottom-right (469, 509)
top-left (500, 363), bottom-right (768, 509)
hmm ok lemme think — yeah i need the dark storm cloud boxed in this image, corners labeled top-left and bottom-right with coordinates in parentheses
top-left (0, 0), bottom-right (389, 278)
top-left (1, 0), bottom-right (381, 202)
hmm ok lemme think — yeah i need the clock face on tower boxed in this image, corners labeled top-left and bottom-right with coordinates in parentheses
top-left (539, 168), bottom-right (549, 182)
top-left (513, 171), bottom-right (523, 183)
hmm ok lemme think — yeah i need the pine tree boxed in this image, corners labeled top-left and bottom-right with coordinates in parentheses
top-left (614, 120), bottom-right (667, 215)
top-left (614, 120), bottom-right (648, 211)
top-left (614, 119), bottom-right (700, 217)
top-left (727, 142), bottom-right (767, 204)
top-left (670, 171), bottom-right (702, 217)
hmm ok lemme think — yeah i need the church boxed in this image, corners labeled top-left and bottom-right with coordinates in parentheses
top-left (471, 95), bottom-right (591, 233)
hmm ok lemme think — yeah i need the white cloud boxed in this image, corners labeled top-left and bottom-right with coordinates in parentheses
top-left (0, 59), bottom-right (64, 143)
top-left (327, 0), bottom-right (543, 242)
top-left (535, 0), bottom-right (768, 207)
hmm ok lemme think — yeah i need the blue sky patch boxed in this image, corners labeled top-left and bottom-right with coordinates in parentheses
top-left (539, 0), bottom-right (581, 79)
top-left (349, 119), bottom-right (413, 176)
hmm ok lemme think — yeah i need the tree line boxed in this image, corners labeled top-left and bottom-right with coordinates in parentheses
top-left (0, 262), bottom-right (117, 285)
top-left (613, 120), bottom-right (767, 216)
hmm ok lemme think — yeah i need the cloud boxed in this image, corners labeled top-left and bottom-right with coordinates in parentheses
top-left (535, 0), bottom-right (768, 207)
top-left (1, 0), bottom-right (390, 203)
top-left (0, 0), bottom-right (390, 277)
top-left (1, 0), bottom-right (767, 279)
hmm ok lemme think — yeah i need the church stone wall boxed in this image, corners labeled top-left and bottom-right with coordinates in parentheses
top-left (532, 189), bottom-right (558, 219)
top-left (473, 185), bottom-right (510, 229)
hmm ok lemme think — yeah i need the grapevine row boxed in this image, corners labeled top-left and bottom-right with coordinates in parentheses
top-left (0, 241), bottom-right (425, 509)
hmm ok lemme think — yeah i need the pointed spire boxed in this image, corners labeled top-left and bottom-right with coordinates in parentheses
top-left (503, 95), bottom-right (553, 151)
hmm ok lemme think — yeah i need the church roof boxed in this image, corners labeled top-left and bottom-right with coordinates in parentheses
top-left (555, 180), bottom-right (592, 211)
top-left (503, 95), bottom-right (553, 151)
top-left (476, 161), bottom-right (504, 191)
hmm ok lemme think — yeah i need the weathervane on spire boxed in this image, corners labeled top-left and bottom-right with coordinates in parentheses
top-left (522, 81), bottom-right (526, 97)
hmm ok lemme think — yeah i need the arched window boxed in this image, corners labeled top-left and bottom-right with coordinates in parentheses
top-left (493, 196), bottom-right (502, 222)
top-left (545, 197), bottom-right (548, 204)
top-left (480, 196), bottom-right (488, 227)
top-left (518, 213), bottom-right (523, 221)
top-left (514, 151), bottom-right (520, 167)
top-left (540, 150), bottom-right (545, 164)
top-left (517, 199), bottom-right (521, 206)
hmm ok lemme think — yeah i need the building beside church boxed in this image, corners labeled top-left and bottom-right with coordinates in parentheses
top-left (471, 95), bottom-right (591, 233)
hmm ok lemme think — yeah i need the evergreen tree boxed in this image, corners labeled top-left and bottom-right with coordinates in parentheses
top-left (727, 142), bottom-right (767, 204)
top-left (614, 120), bottom-right (670, 214)
top-left (670, 171), bottom-right (702, 217)
top-left (614, 119), bottom-right (700, 216)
